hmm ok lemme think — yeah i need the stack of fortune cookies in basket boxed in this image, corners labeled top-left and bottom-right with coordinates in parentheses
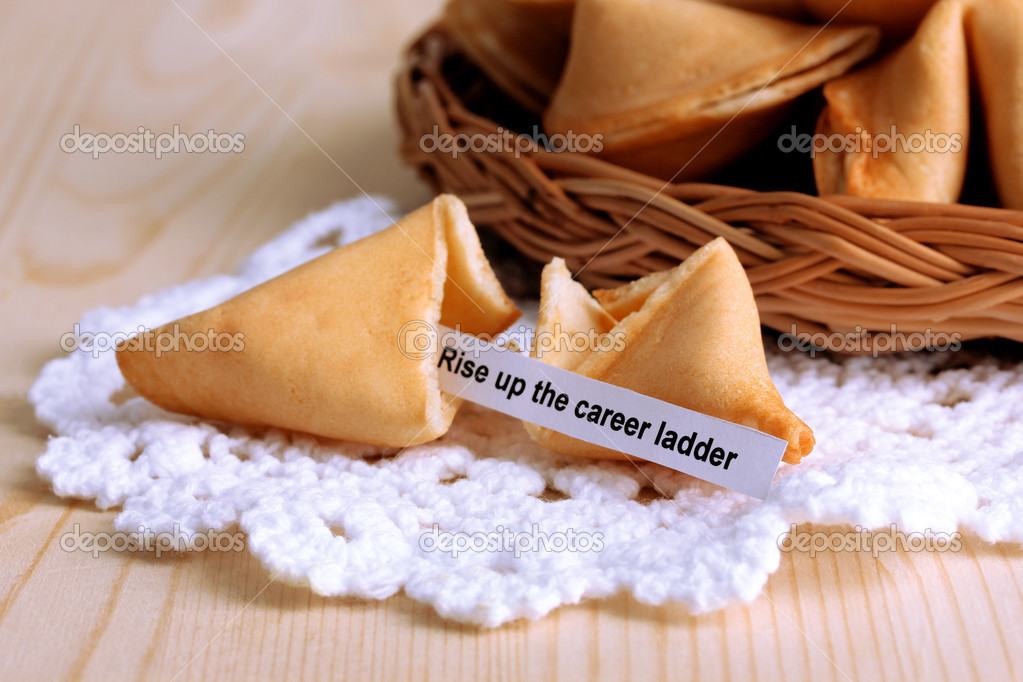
top-left (116, 195), bottom-right (816, 473)
top-left (443, 0), bottom-right (1023, 209)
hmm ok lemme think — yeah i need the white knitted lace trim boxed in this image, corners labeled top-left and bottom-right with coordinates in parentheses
top-left (32, 196), bottom-right (1023, 627)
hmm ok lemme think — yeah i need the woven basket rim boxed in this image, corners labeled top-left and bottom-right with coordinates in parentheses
top-left (396, 24), bottom-right (1023, 350)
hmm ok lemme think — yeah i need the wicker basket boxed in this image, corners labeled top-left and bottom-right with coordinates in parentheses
top-left (395, 26), bottom-right (1023, 350)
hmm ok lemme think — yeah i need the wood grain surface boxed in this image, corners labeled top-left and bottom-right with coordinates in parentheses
top-left (1, 2), bottom-right (1022, 680)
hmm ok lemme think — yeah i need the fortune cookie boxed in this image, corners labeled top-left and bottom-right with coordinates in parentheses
top-left (967, 0), bottom-right (1023, 210)
top-left (117, 195), bottom-right (520, 447)
top-left (443, 0), bottom-right (574, 112)
top-left (542, 0), bottom-right (880, 181)
top-left (813, 0), bottom-right (970, 203)
top-left (525, 239), bottom-right (815, 465)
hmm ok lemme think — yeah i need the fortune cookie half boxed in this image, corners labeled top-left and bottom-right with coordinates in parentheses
top-left (525, 239), bottom-right (815, 465)
top-left (443, 0), bottom-right (574, 113)
top-left (543, 0), bottom-right (879, 181)
top-left (117, 195), bottom-right (520, 447)
top-left (813, 0), bottom-right (970, 203)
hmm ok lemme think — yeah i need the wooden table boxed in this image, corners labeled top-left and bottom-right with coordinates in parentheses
top-left (2, 2), bottom-right (1021, 680)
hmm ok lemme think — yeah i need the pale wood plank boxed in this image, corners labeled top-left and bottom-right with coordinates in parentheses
top-left (1, 2), bottom-right (1022, 681)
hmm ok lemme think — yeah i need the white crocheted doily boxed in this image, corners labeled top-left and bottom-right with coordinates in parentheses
top-left (33, 197), bottom-right (1023, 627)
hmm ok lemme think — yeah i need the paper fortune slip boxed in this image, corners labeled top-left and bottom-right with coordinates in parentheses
top-left (434, 327), bottom-right (786, 499)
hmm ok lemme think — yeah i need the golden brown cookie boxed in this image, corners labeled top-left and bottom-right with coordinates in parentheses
top-left (117, 195), bottom-right (520, 446)
top-left (443, 0), bottom-right (573, 112)
top-left (526, 239), bottom-right (815, 464)
top-left (814, 0), bottom-right (970, 202)
top-left (967, 0), bottom-right (1023, 209)
top-left (542, 0), bottom-right (880, 181)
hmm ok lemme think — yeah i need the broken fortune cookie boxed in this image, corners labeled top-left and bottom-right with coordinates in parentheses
top-left (116, 195), bottom-right (520, 447)
top-left (524, 239), bottom-right (814, 465)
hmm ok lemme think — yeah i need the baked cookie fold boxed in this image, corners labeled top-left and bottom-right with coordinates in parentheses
top-left (800, 0), bottom-right (938, 41)
top-left (117, 195), bottom-right (520, 447)
top-left (524, 238), bottom-right (815, 465)
top-left (443, 0), bottom-right (574, 113)
top-left (813, 0), bottom-right (970, 203)
top-left (967, 0), bottom-right (1023, 210)
top-left (542, 0), bottom-right (879, 180)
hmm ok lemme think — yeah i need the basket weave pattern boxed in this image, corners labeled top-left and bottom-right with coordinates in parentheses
top-left (396, 27), bottom-right (1023, 347)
